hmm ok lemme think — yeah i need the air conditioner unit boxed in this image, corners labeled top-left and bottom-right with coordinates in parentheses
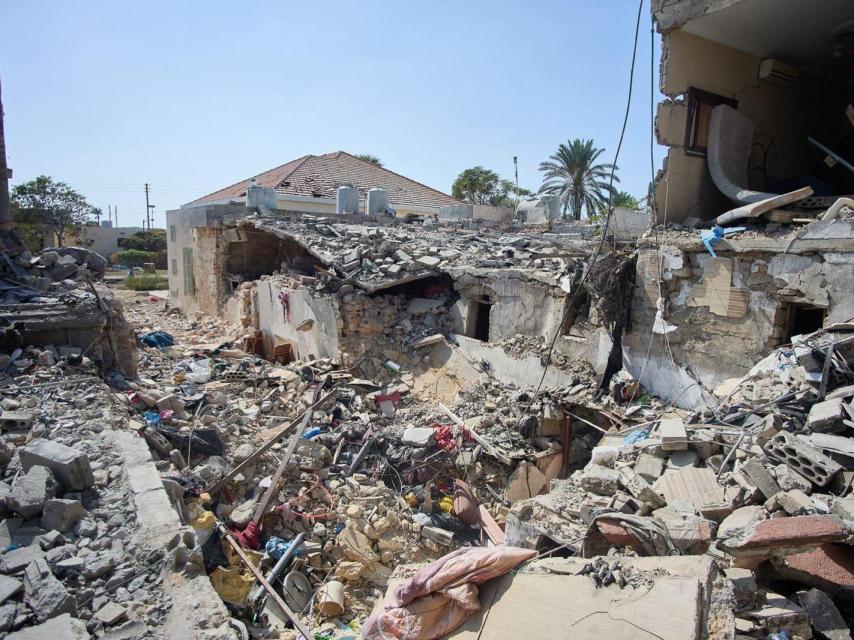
top-left (758, 58), bottom-right (800, 87)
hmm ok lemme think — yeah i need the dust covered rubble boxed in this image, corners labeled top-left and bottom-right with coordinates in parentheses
top-left (87, 286), bottom-right (854, 640)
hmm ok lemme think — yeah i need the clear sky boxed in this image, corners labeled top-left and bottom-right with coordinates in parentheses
top-left (2, 0), bottom-right (663, 229)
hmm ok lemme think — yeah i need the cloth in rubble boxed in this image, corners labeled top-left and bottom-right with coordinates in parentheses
top-left (362, 546), bottom-right (536, 640)
top-left (581, 513), bottom-right (679, 558)
top-left (139, 331), bottom-right (175, 348)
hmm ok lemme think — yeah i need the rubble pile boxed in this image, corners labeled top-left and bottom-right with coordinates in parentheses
top-left (0, 349), bottom-right (183, 638)
top-left (254, 215), bottom-right (582, 289)
top-left (0, 246), bottom-right (107, 301)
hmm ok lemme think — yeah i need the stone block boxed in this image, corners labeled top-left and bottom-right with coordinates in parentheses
top-left (739, 458), bottom-right (781, 499)
top-left (94, 602), bottom-right (127, 626)
top-left (633, 452), bottom-right (664, 483)
top-left (400, 427), bottom-right (435, 447)
top-left (23, 557), bottom-right (76, 622)
top-left (832, 496), bottom-right (854, 520)
top-left (796, 588), bottom-right (850, 640)
top-left (506, 462), bottom-right (546, 504)
top-left (618, 467), bottom-right (665, 508)
top-left (40, 499), bottom-right (87, 532)
top-left (773, 543), bottom-right (854, 594)
top-left (6, 613), bottom-right (89, 639)
top-left (719, 515), bottom-right (847, 558)
top-left (7, 466), bottom-right (59, 519)
top-left (725, 568), bottom-right (756, 605)
top-left (774, 464), bottom-right (812, 494)
top-left (19, 440), bottom-right (94, 492)
top-left (806, 397), bottom-right (844, 432)
top-left (578, 465), bottom-right (619, 496)
top-left (0, 574), bottom-right (21, 605)
top-left (659, 418), bottom-right (687, 451)
top-left (764, 431), bottom-right (842, 487)
top-left (718, 506), bottom-right (768, 539)
top-left (0, 544), bottom-right (45, 574)
top-left (775, 490), bottom-right (814, 516)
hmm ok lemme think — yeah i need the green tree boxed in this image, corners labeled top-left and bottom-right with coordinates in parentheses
top-left (611, 190), bottom-right (641, 210)
top-left (11, 175), bottom-right (94, 246)
top-left (118, 229), bottom-right (166, 253)
top-left (538, 139), bottom-right (617, 220)
top-left (355, 154), bottom-right (383, 167)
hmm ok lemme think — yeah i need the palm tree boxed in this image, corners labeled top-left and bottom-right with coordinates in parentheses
top-left (538, 139), bottom-right (617, 220)
top-left (355, 154), bottom-right (383, 167)
top-left (611, 190), bottom-right (640, 210)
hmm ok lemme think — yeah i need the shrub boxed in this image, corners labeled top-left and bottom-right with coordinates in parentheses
top-left (123, 274), bottom-right (168, 291)
top-left (115, 249), bottom-right (156, 267)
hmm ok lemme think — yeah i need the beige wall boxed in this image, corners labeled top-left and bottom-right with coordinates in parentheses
top-left (656, 29), bottom-right (840, 221)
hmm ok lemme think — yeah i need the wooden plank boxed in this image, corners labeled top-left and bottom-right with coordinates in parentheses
top-left (478, 505), bottom-right (505, 545)
top-left (206, 388), bottom-right (338, 494)
top-left (252, 409), bottom-right (312, 525)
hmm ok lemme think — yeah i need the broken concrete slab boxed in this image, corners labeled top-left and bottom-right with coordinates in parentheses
top-left (0, 544), bottom-right (45, 574)
top-left (19, 440), bottom-right (94, 492)
top-left (656, 467), bottom-right (728, 518)
top-left (0, 574), bottom-right (22, 605)
top-left (618, 466), bottom-right (665, 508)
top-left (718, 506), bottom-right (768, 539)
top-left (6, 613), bottom-right (90, 639)
top-left (578, 465), bottom-right (620, 496)
top-left (633, 452), bottom-right (664, 483)
top-left (7, 465), bottom-right (59, 519)
top-left (400, 427), bottom-right (435, 448)
top-left (807, 397), bottom-right (845, 432)
top-left (772, 543), bottom-right (854, 596)
top-left (40, 499), bottom-right (87, 533)
top-left (94, 602), bottom-right (128, 626)
top-left (739, 458), bottom-right (781, 500)
top-left (796, 588), bottom-right (851, 640)
top-left (659, 418), bottom-right (687, 451)
top-left (718, 514), bottom-right (847, 558)
top-left (23, 557), bottom-right (77, 622)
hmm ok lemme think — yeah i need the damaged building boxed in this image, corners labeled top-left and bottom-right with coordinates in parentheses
top-left (3, 1), bottom-right (854, 639)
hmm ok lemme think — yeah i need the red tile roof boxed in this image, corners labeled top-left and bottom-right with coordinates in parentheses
top-left (189, 151), bottom-right (461, 209)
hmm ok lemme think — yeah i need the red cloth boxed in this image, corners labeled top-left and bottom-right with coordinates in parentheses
top-left (363, 546), bottom-right (536, 640)
top-left (232, 521), bottom-right (259, 549)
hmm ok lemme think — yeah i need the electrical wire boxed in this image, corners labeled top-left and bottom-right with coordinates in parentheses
top-left (525, 0), bottom-right (646, 415)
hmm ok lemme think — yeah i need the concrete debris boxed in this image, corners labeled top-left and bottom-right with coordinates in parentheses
top-left (4, 112), bottom-right (854, 639)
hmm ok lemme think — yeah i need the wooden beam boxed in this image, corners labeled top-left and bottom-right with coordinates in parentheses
top-left (252, 409), bottom-right (312, 525)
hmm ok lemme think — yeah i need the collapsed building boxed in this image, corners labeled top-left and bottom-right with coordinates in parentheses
top-left (0, 0), bottom-right (853, 638)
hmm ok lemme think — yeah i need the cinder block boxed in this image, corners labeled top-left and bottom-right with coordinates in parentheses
top-left (763, 431), bottom-right (842, 487)
top-left (19, 439), bottom-right (94, 492)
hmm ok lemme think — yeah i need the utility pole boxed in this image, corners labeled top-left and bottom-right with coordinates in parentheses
top-left (0, 73), bottom-right (11, 230)
top-left (114, 205), bottom-right (118, 227)
top-left (513, 156), bottom-right (519, 209)
top-left (144, 183), bottom-right (151, 229)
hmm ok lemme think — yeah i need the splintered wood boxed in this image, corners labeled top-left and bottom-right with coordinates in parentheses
top-left (689, 257), bottom-right (748, 318)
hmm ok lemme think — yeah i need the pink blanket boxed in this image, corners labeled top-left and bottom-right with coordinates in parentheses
top-left (362, 546), bottom-right (536, 640)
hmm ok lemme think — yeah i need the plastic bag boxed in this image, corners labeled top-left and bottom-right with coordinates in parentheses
top-left (185, 358), bottom-right (212, 383)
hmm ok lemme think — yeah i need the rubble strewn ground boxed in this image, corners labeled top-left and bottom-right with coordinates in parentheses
top-left (1, 234), bottom-right (853, 639)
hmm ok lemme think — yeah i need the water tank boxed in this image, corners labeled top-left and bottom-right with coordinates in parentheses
top-left (336, 185), bottom-right (359, 214)
top-left (100, 220), bottom-right (113, 228)
top-left (366, 188), bottom-right (389, 216)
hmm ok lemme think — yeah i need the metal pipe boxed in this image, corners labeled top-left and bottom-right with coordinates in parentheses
top-left (248, 532), bottom-right (306, 606)
top-left (808, 137), bottom-right (854, 175)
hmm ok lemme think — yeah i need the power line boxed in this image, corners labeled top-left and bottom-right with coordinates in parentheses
top-left (525, 0), bottom-right (646, 415)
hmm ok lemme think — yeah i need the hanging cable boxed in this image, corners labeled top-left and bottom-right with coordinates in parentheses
top-left (525, 0), bottom-right (646, 415)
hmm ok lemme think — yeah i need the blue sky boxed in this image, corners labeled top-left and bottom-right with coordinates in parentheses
top-left (2, 0), bottom-right (663, 228)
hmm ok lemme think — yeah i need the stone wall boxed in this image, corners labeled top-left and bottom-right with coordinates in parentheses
top-left (624, 240), bottom-right (854, 408)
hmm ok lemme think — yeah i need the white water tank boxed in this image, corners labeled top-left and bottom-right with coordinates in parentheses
top-left (366, 188), bottom-right (390, 216)
top-left (336, 185), bottom-right (359, 214)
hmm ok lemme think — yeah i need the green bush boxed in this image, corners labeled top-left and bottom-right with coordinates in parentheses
top-left (123, 274), bottom-right (169, 291)
top-left (114, 249), bottom-right (156, 267)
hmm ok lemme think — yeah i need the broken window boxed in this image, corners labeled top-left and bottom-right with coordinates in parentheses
top-left (182, 247), bottom-right (195, 296)
top-left (470, 295), bottom-right (492, 342)
top-left (784, 303), bottom-right (826, 342)
top-left (561, 289), bottom-right (590, 337)
top-left (684, 87), bottom-right (737, 157)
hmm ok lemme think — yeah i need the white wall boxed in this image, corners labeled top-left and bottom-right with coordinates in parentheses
top-left (81, 226), bottom-right (145, 259)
